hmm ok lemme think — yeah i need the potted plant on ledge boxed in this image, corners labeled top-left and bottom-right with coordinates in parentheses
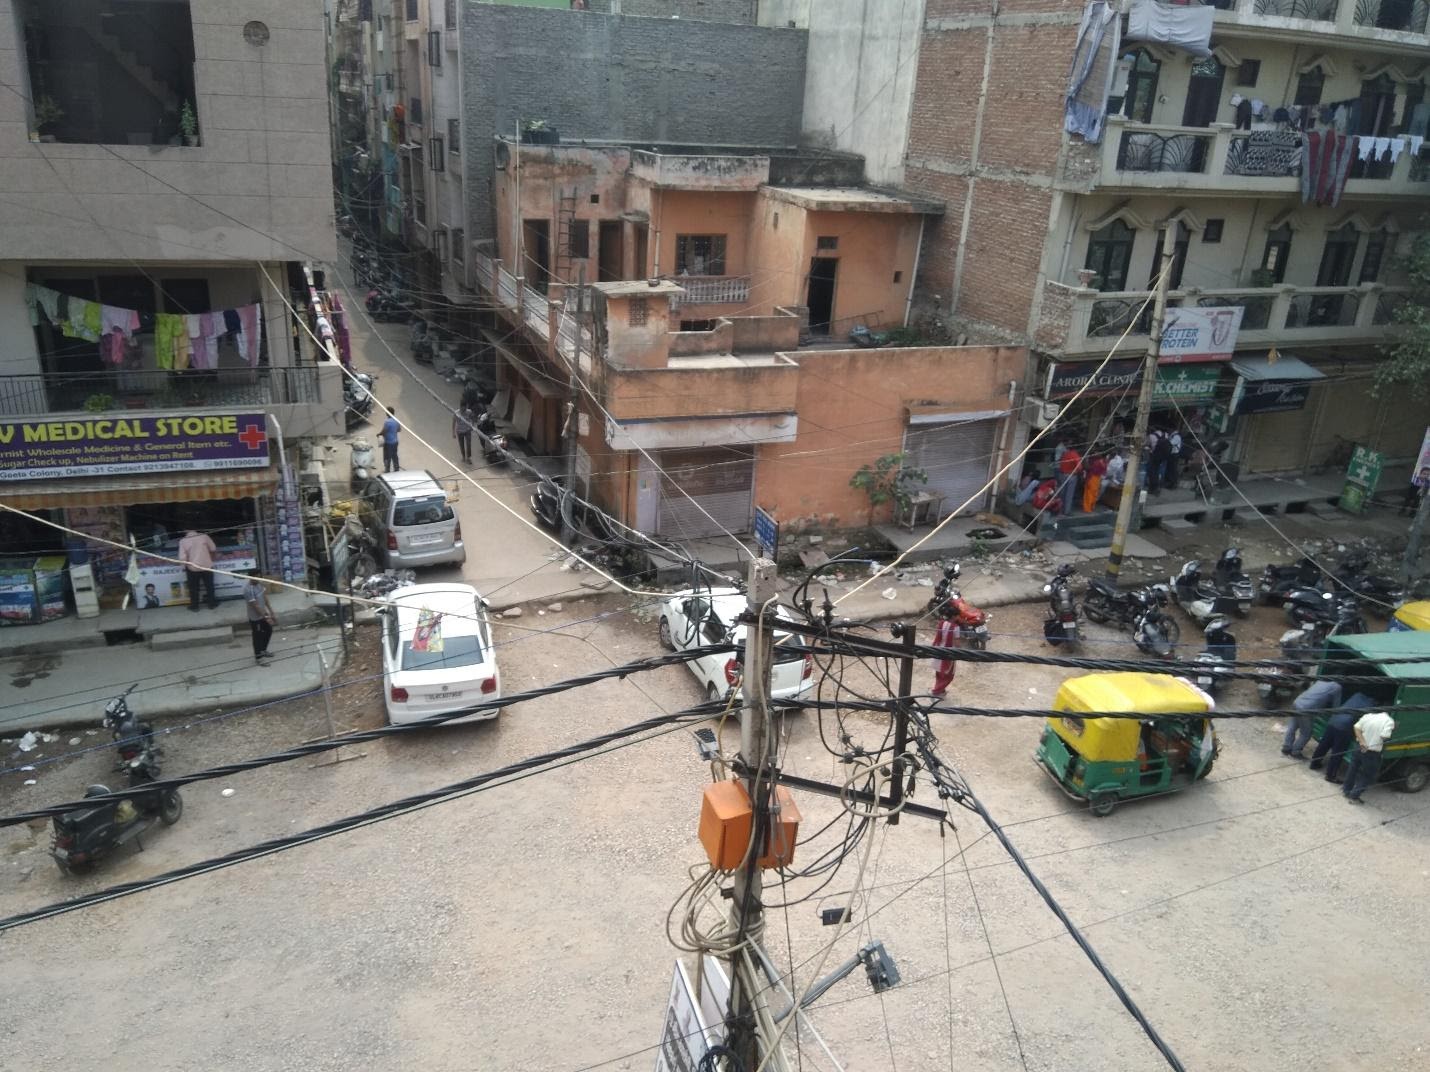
top-left (180, 101), bottom-right (199, 146)
top-left (33, 96), bottom-right (64, 142)
top-left (520, 118), bottom-right (558, 145)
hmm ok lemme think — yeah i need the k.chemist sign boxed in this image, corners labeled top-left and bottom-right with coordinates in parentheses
top-left (0, 413), bottom-right (270, 481)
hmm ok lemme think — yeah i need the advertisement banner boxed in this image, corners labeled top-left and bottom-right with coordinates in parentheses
top-left (0, 413), bottom-right (270, 481)
top-left (1159, 306), bottom-right (1244, 363)
top-left (1231, 378), bottom-right (1314, 415)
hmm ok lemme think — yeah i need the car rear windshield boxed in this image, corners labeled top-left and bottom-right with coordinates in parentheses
top-left (393, 495), bottom-right (455, 527)
top-left (773, 632), bottom-right (806, 662)
top-left (401, 634), bottom-right (485, 671)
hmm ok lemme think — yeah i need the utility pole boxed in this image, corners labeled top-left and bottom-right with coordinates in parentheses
top-left (886, 624), bottom-right (915, 826)
top-left (1105, 222), bottom-right (1175, 583)
top-left (1402, 483), bottom-right (1430, 584)
top-left (562, 265), bottom-right (584, 548)
top-left (726, 557), bottom-right (778, 1070)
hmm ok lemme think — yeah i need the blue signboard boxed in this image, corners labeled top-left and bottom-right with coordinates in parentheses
top-left (754, 507), bottom-right (779, 560)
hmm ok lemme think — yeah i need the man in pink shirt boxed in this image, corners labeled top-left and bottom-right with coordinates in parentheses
top-left (178, 528), bottom-right (219, 611)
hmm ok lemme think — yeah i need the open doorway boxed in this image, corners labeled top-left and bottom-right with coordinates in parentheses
top-left (807, 257), bottom-right (838, 334)
top-left (598, 221), bottom-right (623, 282)
top-left (522, 219), bottom-right (551, 287)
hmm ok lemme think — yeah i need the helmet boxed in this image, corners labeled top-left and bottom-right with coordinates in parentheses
top-left (943, 562), bottom-right (962, 581)
top-left (1056, 563), bottom-right (1077, 579)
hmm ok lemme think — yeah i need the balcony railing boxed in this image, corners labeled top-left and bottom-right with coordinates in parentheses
top-left (1352, 0), bottom-right (1429, 31)
top-left (1098, 116), bottom-right (1430, 193)
top-left (1213, 0), bottom-right (1429, 37)
top-left (669, 276), bottom-right (752, 308)
top-left (1253, 0), bottom-right (1337, 19)
top-left (1044, 281), bottom-right (1408, 356)
top-left (0, 366), bottom-right (322, 417)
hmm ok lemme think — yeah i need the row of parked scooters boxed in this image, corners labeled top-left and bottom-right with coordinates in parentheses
top-left (49, 685), bottom-right (183, 876)
top-left (1040, 547), bottom-right (1404, 702)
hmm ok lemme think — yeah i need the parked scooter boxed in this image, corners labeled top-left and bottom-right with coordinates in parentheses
top-left (1211, 548), bottom-right (1255, 615)
top-left (1289, 591), bottom-right (1367, 634)
top-left (1042, 563), bottom-right (1080, 647)
top-left (476, 410), bottom-right (509, 465)
top-left (1170, 560), bottom-right (1244, 625)
top-left (1258, 556), bottom-right (1324, 606)
top-left (102, 683), bottom-right (154, 765)
top-left (931, 564), bottom-right (990, 651)
top-left (343, 372), bottom-right (375, 430)
top-left (1190, 616), bottom-right (1237, 695)
top-left (350, 438), bottom-right (375, 492)
top-left (50, 746), bottom-right (182, 875)
top-left (1131, 584), bottom-right (1180, 658)
top-left (1083, 578), bottom-right (1146, 628)
top-left (410, 319), bottom-right (432, 363)
top-left (1257, 619), bottom-right (1334, 706)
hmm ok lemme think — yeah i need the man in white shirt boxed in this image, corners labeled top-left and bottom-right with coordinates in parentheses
top-left (1105, 450), bottom-right (1127, 488)
top-left (1343, 710), bottom-right (1396, 803)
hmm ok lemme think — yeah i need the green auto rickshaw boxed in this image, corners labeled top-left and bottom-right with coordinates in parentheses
top-left (1035, 672), bottom-right (1218, 817)
top-left (1318, 632), bottom-right (1430, 794)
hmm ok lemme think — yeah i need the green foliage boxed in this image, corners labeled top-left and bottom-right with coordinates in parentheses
top-left (82, 393), bottom-right (114, 412)
top-left (850, 453), bottom-right (928, 523)
top-left (179, 101), bottom-right (197, 138)
top-left (33, 96), bottom-right (64, 131)
top-left (1374, 227), bottom-right (1430, 401)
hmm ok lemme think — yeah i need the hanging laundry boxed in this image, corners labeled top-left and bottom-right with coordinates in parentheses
top-left (1387, 137), bottom-right (1406, 163)
top-left (100, 331), bottom-right (128, 367)
top-left (1329, 133), bottom-right (1356, 207)
top-left (1064, 1), bottom-right (1121, 144)
top-left (236, 304), bottom-right (261, 367)
top-left (154, 313), bottom-right (187, 371)
top-left (1356, 135), bottom-right (1375, 161)
top-left (26, 284), bottom-right (60, 328)
top-left (1411, 135), bottom-right (1424, 156)
top-left (1125, 0), bottom-right (1213, 57)
top-left (1372, 136), bottom-right (1391, 160)
top-left (65, 300), bottom-right (103, 343)
top-left (101, 305), bottom-right (140, 340)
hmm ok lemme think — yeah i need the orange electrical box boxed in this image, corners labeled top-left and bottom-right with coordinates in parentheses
top-left (699, 780), bottom-right (802, 871)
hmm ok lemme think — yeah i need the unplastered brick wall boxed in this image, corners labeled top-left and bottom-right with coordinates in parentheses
top-left (462, 5), bottom-right (805, 239)
top-left (904, 3), bottom-right (1083, 343)
top-left (584, 0), bottom-right (757, 22)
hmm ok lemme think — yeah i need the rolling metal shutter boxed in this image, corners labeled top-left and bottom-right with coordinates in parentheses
top-left (902, 419), bottom-right (999, 518)
top-left (657, 448), bottom-right (755, 539)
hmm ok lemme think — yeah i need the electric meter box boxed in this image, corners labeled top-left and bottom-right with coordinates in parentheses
top-left (699, 780), bottom-right (801, 871)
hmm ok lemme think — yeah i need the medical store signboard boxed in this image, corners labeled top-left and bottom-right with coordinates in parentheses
top-left (0, 413), bottom-right (270, 481)
top-left (1159, 306), bottom-right (1243, 363)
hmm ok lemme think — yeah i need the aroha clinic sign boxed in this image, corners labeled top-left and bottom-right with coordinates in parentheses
top-left (0, 413), bottom-right (270, 481)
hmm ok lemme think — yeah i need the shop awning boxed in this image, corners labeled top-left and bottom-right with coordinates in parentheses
top-left (0, 465), bottom-right (280, 511)
top-left (1230, 353), bottom-right (1326, 382)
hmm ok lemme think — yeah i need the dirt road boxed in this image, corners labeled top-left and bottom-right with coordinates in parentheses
top-left (2, 597), bottom-right (1427, 1071)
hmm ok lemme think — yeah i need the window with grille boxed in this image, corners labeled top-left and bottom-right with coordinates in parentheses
top-left (428, 31), bottom-right (441, 67)
top-left (406, 0), bottom-right (418, 20)
top-left (409, 97), bottom-right (423, 125)
top-left (675, 235), bottom-right (726, 276)
top-left (568, 220), bottom-right (590, 259)
top-left (430, 137), bottom-right (444, 170)
top-left (448, 118), bottom-right (460, 153)
top-left (445, 0), bottom-right (457, 26)
top-left (628, 298), bottom-right (648, 326)
top-left (816, 235), bottom-right (839, 250)
top-left (452, 227), bottom-right (465, 263)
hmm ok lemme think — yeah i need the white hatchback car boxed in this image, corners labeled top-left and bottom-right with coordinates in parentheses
top-left (380, 583), bottom-right (501, 725)
top-left (657, 587), bottom-right (813, 702)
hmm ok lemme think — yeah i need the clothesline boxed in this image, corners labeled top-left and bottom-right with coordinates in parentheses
top-left (25, 283), bottom-right (262, 370)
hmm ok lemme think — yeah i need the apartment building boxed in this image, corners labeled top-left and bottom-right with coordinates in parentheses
top-left (796, 0), bottom-right (1430, 484)
top-left (0, 0), bottom-right (338, 607)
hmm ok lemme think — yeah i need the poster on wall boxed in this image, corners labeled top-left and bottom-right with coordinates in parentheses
top-left (132, 547), bottom-right (258, 607)
top-left (64, 505), bottom-right (129, 586)
top-left (0, 413), bottom-right (270, 481)
top-left (273, 465), bottom-right (306, 583)
top-left (1412, 427), bottom-right (1430, 488)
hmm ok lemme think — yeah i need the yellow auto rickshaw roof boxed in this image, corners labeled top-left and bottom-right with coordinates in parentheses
top-left (1053, 672), bottom-right (1214, 715)
top-left (1393, 601), bottom-right (1430, 631)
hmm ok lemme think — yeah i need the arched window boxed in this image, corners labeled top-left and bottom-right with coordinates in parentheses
top-left (1085, 219), bottom-right (1136, 292)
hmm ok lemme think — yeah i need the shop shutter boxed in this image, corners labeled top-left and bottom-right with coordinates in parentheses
top-left (1372, 390), bottom-right (1427, 461)
top-left (1242, 396), bottom-right (1319, 474)
top-left (657, 448), bottom-right (755, 539)
top-left (1305, 378), bottom-right (1379, 470)
top-left (902, 418), bottom-right (999, 518)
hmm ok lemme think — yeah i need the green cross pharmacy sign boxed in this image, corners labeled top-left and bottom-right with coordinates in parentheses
top-left (1338, 445), bottom-right (1384, 514)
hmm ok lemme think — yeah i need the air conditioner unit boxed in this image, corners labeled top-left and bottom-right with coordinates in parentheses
top-left (1025, 397), bottom-right (1060, 428)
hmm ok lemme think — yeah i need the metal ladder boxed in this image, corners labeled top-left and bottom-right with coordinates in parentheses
top-left (553, 188), bottom-right (578, 283)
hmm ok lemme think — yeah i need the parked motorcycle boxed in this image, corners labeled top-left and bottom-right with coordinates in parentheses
top-left (931, 564), bottom-right (991, 651)
top-left (1258, 556), bottom-right (1324, 606)
top-left (476, 410), bottom-right (509, 464)
top-left (350, 438), bottom-right (375, 492)
top-left (352, 567), bottom-right (417, 598)
top-left (365, 286), bottom-right (412, 323)
top-left (1211, 548), bottom-right (1255, 615)
top-left (344, 371), bottom-right (375, 430)
top-left (410, 319), bottom-right (432, 362)
top-left (50, 746), bottom-right (182, 875)
top-left (1042, 563), bottom-right (1080, 647)
top-left (1131, 585), bottom-right (1179, 658)
top-left (1289, 592), bottom-right (1367, 634)
top-left (1169, 560), bottom-right (1244, 625)
top-left (1083, 578), bottom-right (1145, 628)
top-left (1257, 619), bottom-right (1334, 706)
top-left (1190, 616), bottom-right (1237, 695)
top-left (102, 683), bottom-right (154, 765)
top-left (1334, 553), bottom-right (1406, 610)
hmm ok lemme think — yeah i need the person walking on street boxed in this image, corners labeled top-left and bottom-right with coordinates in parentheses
top-left (244, 572), bottom-right (276, 662)
top-left (1103, 448), bottom-right (1127, 507)
top-left (453, 403), bottom-right (476, 465)
top-left (1283, 678), bottom-right (1344, 759)
top-left (1343, 710), bottom-right (1396, 803)
top-left (380, 408), bottom-right (401, 472)
top-left (1149, 429), bottom-right (1173, 494)
top-left (178, 528), bottom-right (218, 611)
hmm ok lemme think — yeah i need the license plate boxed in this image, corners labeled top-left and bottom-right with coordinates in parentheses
top-left (426, 691), bottom-right (463, 701)
top-left (409, 533), bottom-right (444, 545)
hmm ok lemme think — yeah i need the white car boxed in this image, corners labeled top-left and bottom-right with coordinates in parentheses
top-left (657, 587), bottom-right (813, 703)
top-left (380, 583), bottom-right (501, 725)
